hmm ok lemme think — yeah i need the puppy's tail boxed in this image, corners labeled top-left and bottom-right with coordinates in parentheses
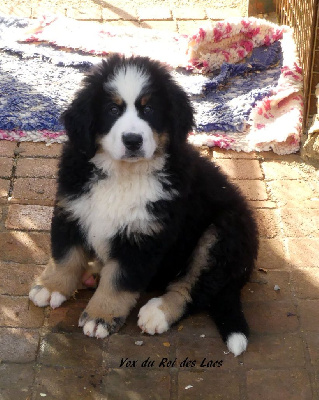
top-left (208, 282), bottom-right (249, 357)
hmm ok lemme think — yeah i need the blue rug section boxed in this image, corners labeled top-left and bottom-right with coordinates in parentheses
top-left (0, 15), bottom-right (283, 134)
top-left (174, 41), bottom-right (283, 133)
top-left (0, 52), bottom-right (87, 132)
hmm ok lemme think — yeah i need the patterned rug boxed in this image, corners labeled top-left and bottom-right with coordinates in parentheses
top-left (0, 15), bottom-right (303, 154)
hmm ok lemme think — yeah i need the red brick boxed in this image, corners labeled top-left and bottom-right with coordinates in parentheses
top-left (18, 142), bottom-right (62, 158)
top-left (246, 369), bottom-right (312, 400)
top-left (173, 7), bottom-right (206, 20)
top-left (286, 238), bottom-right (319, 268)
top-left (0, 262), bottom-right (44, 295)
top-left (254, 208), bottom-right (281, 238)
top-left (243, 333), bottom-right (305, 368)
top-left (0, 141), bottom-right (17, 157)
top-left (34, 366), bottom-right (105, 400)
top-left (248, 200), bottom-right (277, 209)
top-left (242, 270), bottom-right (291, 302)
top-left (258, 152), bottom-right (302, 161)
top-left (32, 4), bottom-right (63, 18)
top-left (215, 159), bottom-right (263, 180)
top-left (171, 312), bottom-right (219, 338)
top-left (0, 327), bottom-right (39, 362)
top-left (0, 231), bottom-right (50, 264)
top-left (39, 333), bottom-right (104, 368)
top-left (67, 2), bottom-right (102, 20)
top-left (256, 238), bottom-right (289, 270)
top-left (178, 371), bottom-right (240, 399)
top-left (268, 180), bottom-right (317, 205)
top-left (178, 20), bottom-right (209, 35)
top-left (3, 1), bottom-right (32, 17)
top-left (6, 204), bottom-right (53, 231)
top-left (0, 296), bottom-right (44, 328)
top-left (244, 301), bottom-right (299, 333)
top-left (102, 5), bottom-right (138, 20)
top-left (280, 208), bottom-right (319, 237)
top-left (303, 331), bottom-right (319, 366)
top-left (102, 369), bottom-right (171, 399)
top-left (16, 158), bottom-right (59, 178)
top-left (261, 160), bottom-right (308, 180)
top-left (138, 6), bottom-right (172, 20)
top-left (0, 157), bottom-right (13, 178)
top-left (212, 149), bottom-right (258, 159)
top-left (298, 300), bottom-right (319, 331)
top-left (46, 292), bottom-right (92, 333)
top-left (0, 364), bottom-right (35, 400)
top-left (291, 268), bottom-right (319, 299)
top-left (206, 7), bottom-right (243, 19)
top-left (0, 179), bottom-right (10, 200)
top-left (235, 180), bottom-right (268, 201)
top-left (12, 178), bottom-right (57, 205)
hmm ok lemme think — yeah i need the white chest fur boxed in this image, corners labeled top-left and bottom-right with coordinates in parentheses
top-left (64, 155), bottom-right (174, 260)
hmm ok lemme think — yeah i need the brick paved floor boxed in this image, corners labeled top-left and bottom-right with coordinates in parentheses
top-left (1, 2), bottom-right (319, 399)
top-left (1, 141), bottom-right (319, 399)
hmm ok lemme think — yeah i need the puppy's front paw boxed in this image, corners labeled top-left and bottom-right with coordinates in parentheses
top-left (29, 285), bottom-right (67, 309)
top-left (138, 297), bottom-right (169, 335)
top-left (79, 311), bottom-right (125, 339)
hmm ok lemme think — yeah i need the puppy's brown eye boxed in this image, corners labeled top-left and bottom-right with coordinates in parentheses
top-left (143, 105), bottom-right (153, 115)
top-left (109, 105), bottom-right (120, 115)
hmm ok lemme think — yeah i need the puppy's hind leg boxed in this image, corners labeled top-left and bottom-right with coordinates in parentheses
top-left (29, 246), bottom-right (88, 309)
top-left (29, 206), bottom-right (88, 309)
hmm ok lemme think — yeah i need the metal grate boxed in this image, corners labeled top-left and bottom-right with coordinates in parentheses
top-left (276, 0), bottom-right (318, 120)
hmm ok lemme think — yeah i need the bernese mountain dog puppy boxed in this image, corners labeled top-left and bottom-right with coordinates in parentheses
top-left (29, 55), bottom-right (258, 356)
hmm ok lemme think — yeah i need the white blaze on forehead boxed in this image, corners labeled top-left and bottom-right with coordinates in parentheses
top-left (106, 64), bottom-right (150, 105)
top-left (101, 63), bottom-right (156, 160)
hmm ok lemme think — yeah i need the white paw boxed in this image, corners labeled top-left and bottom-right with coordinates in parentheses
top-left (29, 285), bottom-right (67, 309)
top-left (138, 297), bottom-right (169, 335)
top-left (80, 319), bottom-right (110, 339)
top-left (50, 291), bottom-right (67, 309)
top-left (78, 311), bottom-right (125, 338)
top-left (226, 333), bottom-right (248, 357)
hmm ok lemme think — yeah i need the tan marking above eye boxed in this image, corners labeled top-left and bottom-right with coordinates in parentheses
top-left (112, 95), bottom-right (124, 106)
top-left (141, 95), bottom-right (151, 106)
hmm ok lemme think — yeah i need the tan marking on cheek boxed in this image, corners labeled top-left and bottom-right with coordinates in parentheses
top-left (154, 131), bottom-right (169, 155)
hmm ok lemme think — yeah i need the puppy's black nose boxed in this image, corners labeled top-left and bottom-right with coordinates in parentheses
top-left (122, 133), bottom-right (143, 151)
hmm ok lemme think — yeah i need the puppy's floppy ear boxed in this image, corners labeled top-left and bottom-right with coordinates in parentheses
top-left (166, 79), bottom-right (194, 144)
top-left (61, 85), bottom-right (97, 158)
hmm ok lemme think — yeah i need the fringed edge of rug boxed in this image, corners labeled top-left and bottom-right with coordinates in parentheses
top-left (0, 130), bottom-right (67, 144)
